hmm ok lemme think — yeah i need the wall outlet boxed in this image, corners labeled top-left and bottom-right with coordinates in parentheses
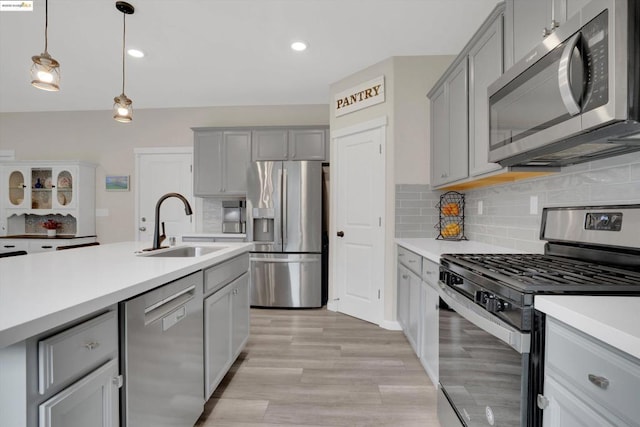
top-left (477, 200), bottom-right (483, 215)
top-left (529, 196), bottom-right (538, 215)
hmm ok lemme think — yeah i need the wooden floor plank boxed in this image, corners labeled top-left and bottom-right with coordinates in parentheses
top-left (196, 308), bottom-right (440, 427)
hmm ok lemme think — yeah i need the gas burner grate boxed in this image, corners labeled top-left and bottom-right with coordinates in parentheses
top-left (449, 254), bottom-right (640, 289)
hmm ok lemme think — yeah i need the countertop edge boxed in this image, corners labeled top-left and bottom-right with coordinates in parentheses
top-left (0, 242), bottom-right (252, 349)
top-left (535, 296), bottom-right (640, 360)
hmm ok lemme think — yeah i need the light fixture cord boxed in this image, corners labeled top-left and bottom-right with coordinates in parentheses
top-left (44, 0), bottom-right (49, 53)
top-left (121, 12), bottom-right (126, 95)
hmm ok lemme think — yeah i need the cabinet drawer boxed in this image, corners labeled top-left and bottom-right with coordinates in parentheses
top-left (38, 310), bottom-right (118, 395)
top-left (421, 258), bottom-right (439, 288)
top-left (0, 239), bottom-right (29, 253)
top-left (545, 318), bottom-right (640, 423)
top-left (204, 253), bottom-right (250, 295)
top-left (397, 246), bottom-right (422, 275)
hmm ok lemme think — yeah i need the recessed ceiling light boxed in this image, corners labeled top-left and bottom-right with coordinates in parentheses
top-left (127, 48), bottom-right (145, 58)
top-left (290, 41), bottom-right (307, 52)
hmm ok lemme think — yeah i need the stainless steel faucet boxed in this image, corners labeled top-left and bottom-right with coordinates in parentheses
top-left (151, 193), bottom-right (193, 250)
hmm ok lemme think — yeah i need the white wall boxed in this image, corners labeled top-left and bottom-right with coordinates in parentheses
top-left (0, 105), bottom-right (328, 243)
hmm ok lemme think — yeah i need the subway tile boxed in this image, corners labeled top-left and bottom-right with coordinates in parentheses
top-left (396, 207), bottom-right (421, 217)
top-left (589, 182), bottom-right (640, 203)
top-left (581, 165), bottom-right (629, 184)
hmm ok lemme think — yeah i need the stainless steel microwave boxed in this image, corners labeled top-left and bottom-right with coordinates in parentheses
top-left (488, 0), bottom-right (640, 167)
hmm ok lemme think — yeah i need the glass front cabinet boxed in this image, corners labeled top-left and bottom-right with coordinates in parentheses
top-left (1, 161), bottom-right (96, 237)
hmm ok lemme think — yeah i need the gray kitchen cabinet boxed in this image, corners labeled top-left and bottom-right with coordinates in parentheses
top-left (540, 318), bottom-right (640, 427)
top-left (397, 246), bottom-right (423, 355)
top-left (251, 127), bottom-right (328, 161)
top-left (39, 358), bottom-right (119, 427)
top-left (193, 128), bottom-right (251, 196)
top-left (468, 10), bottom-right (504, 177)
top-left (419, 259), bottom-right (439, 387)
top-left (429, 58), bottom-right (469, 187)
top-left (288, 129), bottom-right (327, 160)
top-left (231, 273), bottom-right (250, 359)
top-left (203, 253), bottom-right (250, 399)
top-left (251, 129), bottom-right (288, 161)
top-left (506, 0), bottom-right (590, 67)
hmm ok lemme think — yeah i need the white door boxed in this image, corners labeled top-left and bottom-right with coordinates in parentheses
top-left (333, 121), bottom-right (385, 325)
top-left (135, 148), bottom-right (194, 243)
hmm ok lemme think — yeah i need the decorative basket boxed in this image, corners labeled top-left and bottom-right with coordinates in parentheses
top-left (435, 191), bottom-right (466, 241)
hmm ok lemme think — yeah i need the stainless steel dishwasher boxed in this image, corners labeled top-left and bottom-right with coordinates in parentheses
top-left (120, 271), bottom-right (204, 427)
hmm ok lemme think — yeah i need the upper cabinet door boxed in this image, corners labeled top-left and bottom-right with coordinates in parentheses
top-left (193, 130), bottom-right (224, 196)
top-left (251, 130), bottom-right (288, 161)
top-left (469, 14), bottom-right (504, 177)
top-left (446, 59), bottom-right (469, 184)
top-left (193, 129), bottom-right (250, 196)
top-left (288, 129), bottom-right (327, 161)
top-left (508, 0), bottom-right (591, 67)
top-left (430, 86), bottom-right (450, 187)
top-left (222, 131), bottom-right (251, 195)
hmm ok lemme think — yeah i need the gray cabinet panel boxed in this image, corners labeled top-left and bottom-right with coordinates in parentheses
top-left (38, 359), bottom-right (119, 427)
top-left (231, 273), bottom-right (250, 359)
top-left (193, 129), bottom-right (250, 196)
top-left (469, 14), bottom-right (504, 177)
top-left (288, 129), bottom-right (326, 160)
top-left (194, 130), bottom-right (223, 196)
top-left (251, 130), bottom-right (288, 161)
top-left (509, 0), bottom-right (590, 66)
top-left (430, 86), bottom-right (449, 187)
top-left (204, 285), bottom-right (232, 399)
top-left (447, 60), bottom-right (469, 184)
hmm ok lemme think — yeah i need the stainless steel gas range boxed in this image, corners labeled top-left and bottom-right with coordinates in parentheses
top-left (436, 204), bottom-right (640, 427)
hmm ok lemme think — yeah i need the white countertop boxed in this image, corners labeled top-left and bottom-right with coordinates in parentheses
top-left (0, 241), bottom-right (252, 349)
top-left (395, 237), bottom-right (522, 262)
top-left (536, 296), bottom-right (640, 360)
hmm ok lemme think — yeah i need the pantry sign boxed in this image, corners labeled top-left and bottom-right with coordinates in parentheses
top-left (334, 76), bottom-right (385, 117)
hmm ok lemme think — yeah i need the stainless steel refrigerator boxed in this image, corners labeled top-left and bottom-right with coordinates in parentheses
top-left (247, 160), bottom-right (322, 307)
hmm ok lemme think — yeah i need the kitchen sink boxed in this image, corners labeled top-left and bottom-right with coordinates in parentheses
top-left (141, 246), bottom-right (224, 257)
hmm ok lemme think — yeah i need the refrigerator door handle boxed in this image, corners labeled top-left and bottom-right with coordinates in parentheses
top-left (282, 168), bottom-right (288, 247)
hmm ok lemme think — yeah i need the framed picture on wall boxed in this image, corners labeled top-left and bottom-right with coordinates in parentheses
top-left (105, 175), bottom-right (129, 191)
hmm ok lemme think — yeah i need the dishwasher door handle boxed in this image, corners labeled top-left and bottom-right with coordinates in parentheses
top-left (144, 285), bottom-right (196, 325)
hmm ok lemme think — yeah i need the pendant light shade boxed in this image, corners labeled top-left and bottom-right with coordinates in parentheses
top-left (31, 0), bottom-right (60, 91)
top-left (113, 1), bottom-right (134, 123)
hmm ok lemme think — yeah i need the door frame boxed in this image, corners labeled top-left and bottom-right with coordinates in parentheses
top-left (133, 147), bottom-right (195, 241)
top-left (328, 116), bottom-right (387, 326)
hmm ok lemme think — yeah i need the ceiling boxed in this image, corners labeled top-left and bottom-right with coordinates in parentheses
top-left (0, 0), bottom-right (499, 113)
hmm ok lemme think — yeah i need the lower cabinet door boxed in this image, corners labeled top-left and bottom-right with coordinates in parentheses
top-left (231, 273), bottom-right (250, 359)
top-left (204, 286), bottom-right (232, 399)
top-left (39, 358), bottom-right (119, 427)
top-left (542, 376), bottom-right (622, 427)
top-left (420, 284), bottom-right (439, 386)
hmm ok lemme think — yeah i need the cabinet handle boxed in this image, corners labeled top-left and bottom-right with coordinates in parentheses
top-left (84, 342), bottom-right (100, 351)
top-left (4, 245), bottom-right (16, 248)
top-left (588, 374), bottom-right (609, 390)
top-left (139, 227), bottom-right (146, 232)
top-left (402, 274), bottom-right (409, 279)
top-left (41, 245), bottom-right (53, 249)
top-left (408, 259), bottom-right (416, 263)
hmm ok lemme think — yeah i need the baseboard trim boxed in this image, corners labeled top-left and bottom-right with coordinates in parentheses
top-left (379, 320), bottom-right (402, 331)
top-left (326, 301), bottom-right (338, 312)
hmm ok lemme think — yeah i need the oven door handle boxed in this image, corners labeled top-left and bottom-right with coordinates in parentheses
top-left (439, 283), bottom-right (531, 354)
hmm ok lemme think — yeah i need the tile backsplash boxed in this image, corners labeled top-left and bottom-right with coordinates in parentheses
top-left (200, 198), bottom-right (223, 233)
top-left (395, 184), bottom-right (440, 238)
top-left (397, 151), bottom-right (640, 253)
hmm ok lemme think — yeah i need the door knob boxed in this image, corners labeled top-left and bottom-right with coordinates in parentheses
top-left (139, 227), bottom-right (146, 232)
top-left (337, 231), bottom-right (344, 237)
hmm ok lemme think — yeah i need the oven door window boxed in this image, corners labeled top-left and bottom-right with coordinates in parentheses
top-left (439, 302), bottom-right (528, 427)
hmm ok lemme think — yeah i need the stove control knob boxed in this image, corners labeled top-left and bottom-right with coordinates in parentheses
top-left (450, 275), bottom-right (464, 286)
top-left (485, 297), bottom-right (507, 313)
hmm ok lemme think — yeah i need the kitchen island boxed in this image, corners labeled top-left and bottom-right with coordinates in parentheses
top-left (0, 241), bottom-right (252, 427)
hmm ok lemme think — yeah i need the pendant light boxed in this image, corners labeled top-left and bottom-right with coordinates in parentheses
top-left (113, 1), bottom-right (135, 123)
top-left (30, 0), bottom-right (60, 91)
